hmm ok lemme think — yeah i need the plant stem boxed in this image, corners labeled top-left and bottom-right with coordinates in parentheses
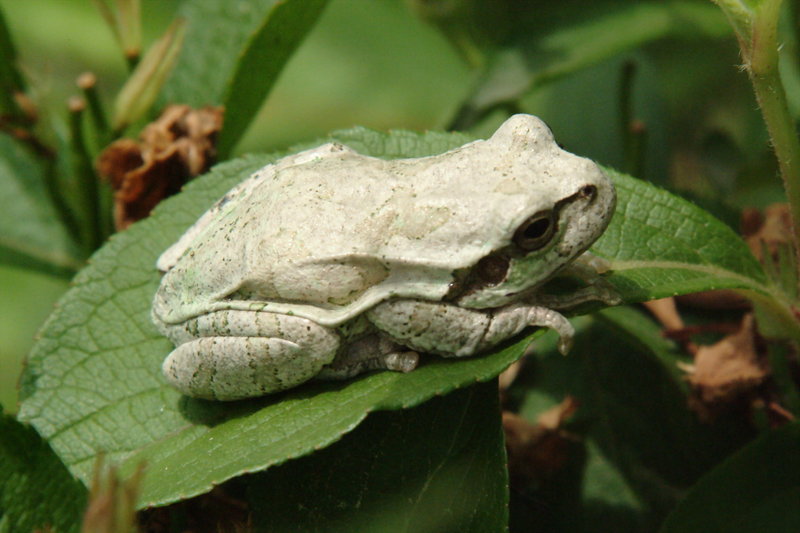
top-left (68, 97), bottom-right (103, 253)
top-left (746, 1), bottom-right (800, 254)
top-left (752, 75), bottom-right (800, 230)
top-left (77, 72), bottom-right (110, 141)
top-left (619, 61), bottom-right (647, 178)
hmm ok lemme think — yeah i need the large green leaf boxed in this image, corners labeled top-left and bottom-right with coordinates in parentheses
top-left (0, 412), bottom-right (87, 533)
top-left (17, 125), bottom-right (767, 509)
top-left (249, 381), bottom-right (507, 533)
top-left (0, 135), bottom-right (83, 278)
top-left (661, 422), bottom-right (800, 533)
top-left (161, 0), bottom-right (329, 156)
top-left (595, 167), bottom-right (768, 300)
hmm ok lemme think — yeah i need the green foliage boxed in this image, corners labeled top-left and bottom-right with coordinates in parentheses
top-left (0, 411), bottom-right (87, 533)
top-left (661, 422), bottom-right (800, 532)
top-left (0, 134), bottom-right (83, 278)
top-left (216, 0), bottom-right (330, 157)
top-left (14, 125), bottom-right (778, 518)
top-left (597, 168), bottom-right (768, 299)
top-left (447, 0), bottom-right (730, 128)
top-left (0, 5), bottom-right (25, 117)
top-left (507, 308), bottom-right (756, 531)
top-left (248, 381), bottom-right (508, 533)
top-left (2, 0), bottom-right (800, 531)
top-left (160, 0), bottom-right (330, 156)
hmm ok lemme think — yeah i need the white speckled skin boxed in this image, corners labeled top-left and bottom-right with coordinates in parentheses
top-left (152, 115), bottom-right (617, 400)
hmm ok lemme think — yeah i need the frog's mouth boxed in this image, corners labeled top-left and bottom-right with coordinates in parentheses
top-left (444, 181), bottom-right (612, 308)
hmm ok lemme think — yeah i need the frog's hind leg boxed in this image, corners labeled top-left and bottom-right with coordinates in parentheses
top-left (367, 299), bottom-right (575, 357)
top-left (161, 311), bottom-right (340, 400)
top-left (316, 334), bottom-right (419, 380)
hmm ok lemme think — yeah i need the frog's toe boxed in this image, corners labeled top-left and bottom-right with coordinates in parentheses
top-left (384, 351), bottom-right (419, 373)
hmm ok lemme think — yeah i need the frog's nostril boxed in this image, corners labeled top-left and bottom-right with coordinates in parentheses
top-left (579, 184), bottom-right (597, 200)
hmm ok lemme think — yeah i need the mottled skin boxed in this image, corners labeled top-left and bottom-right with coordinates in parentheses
top-left (152, 115), bottom-right (618, 400)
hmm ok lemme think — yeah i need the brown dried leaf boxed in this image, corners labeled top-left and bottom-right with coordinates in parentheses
top-left (682, 314), bottom-right (769, 419)
top-left (675, 290), bottom-right (750, 310)
top-left (742, 203), bottom-right (792, 261)
top-left (81, 455), bottom-right (143, 533)
top-left (96, 104), bottom-right (223, 229)
top-left (644, 297), bottom-right (684, 331)
top-left (96, 138), bottom-right (142, 190)
top-left (503, 397), bottom-right (579, 482)
top-left (498, 359), bottom-right (523, 392)
top-left (643, 296), bottom-right (702, 354)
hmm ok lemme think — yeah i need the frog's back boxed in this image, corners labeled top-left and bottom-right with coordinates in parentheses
top-left (155, 114), bottom-right (598, 325)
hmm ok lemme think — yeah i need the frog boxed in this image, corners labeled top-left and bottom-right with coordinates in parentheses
top-left (151, 114), bottom-right (619, 400)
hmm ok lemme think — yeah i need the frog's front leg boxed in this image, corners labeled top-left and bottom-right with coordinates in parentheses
top-left (366, 299), bottom-right (574, 358)
top-left (537, 253), bottom-right (621, 310)
top-left (160, 311), bottom-right (340, 400)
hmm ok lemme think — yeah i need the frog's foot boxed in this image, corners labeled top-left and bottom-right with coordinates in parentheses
top-left (532, 275), bottom-right (621, 311)
top-left (317, 334), bottom-right (419, 380)
top-left (480, 304), bottom-right (575, 355)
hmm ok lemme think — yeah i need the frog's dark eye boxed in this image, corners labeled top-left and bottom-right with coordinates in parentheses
top-left (513, 210), bottom-right (556, 251)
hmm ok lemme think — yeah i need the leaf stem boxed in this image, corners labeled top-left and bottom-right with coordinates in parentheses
top-left (68, 97), bottom-right (103, 253)
top-left (77, 72), bottom-right (110, 141)
top-left (748, 1), bottom-right (800, 248)
top-left (715, 0), bottom-right (800, 289)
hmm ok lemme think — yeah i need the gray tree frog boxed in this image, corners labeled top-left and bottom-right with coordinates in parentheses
top-left (152, 114), bottom-right (618, 400)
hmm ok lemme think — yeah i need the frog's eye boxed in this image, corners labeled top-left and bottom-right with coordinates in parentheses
top-left (513, 210), bottom-right (556, 251)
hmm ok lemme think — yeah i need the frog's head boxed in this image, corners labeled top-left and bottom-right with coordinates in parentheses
top-left (445, 114), bottom-right (616, 309)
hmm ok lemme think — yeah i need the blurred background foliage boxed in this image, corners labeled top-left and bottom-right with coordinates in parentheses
top-left (3, 1), bottom-right (800, 531)
top-left (0, 0), bottom-right (788, 421)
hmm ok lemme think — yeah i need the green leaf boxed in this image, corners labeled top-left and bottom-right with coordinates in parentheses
top-left (0, 6), bottom-right (22, 86)
top-left (92, 0), bottom-right (142, 60)
top-left (217, 0), bottom-right (330, 157)
top-left (248, 381), bottom-right (507, 533)
top-left (126, 344), bottom-right (523, 507)
top-left (0, 413), bottom-right (87, 533)
top-left (661, 422), bottom-right (800, 533)
top-left (17, 125), bottom-right (766, 510)
top-left (0, 135), bottom-right (83, 278)
top-left (113, 18), bottom-right (186, 131)
top-left (161, 0), bottom-right (329, 156)
top-left (577, 309), bottom-right (750, 519)
top-left (452, 0), bottom-right (729, 127)
top-left (0, 3), bottom-right (25, 118)
top-left (580, 440), bottom-right (648, 533)
top-left (596, 167), bottom-right (768, 302)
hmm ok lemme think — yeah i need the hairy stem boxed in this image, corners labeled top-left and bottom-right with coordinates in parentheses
top-left (747, 1), bottom-right (800, 257)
